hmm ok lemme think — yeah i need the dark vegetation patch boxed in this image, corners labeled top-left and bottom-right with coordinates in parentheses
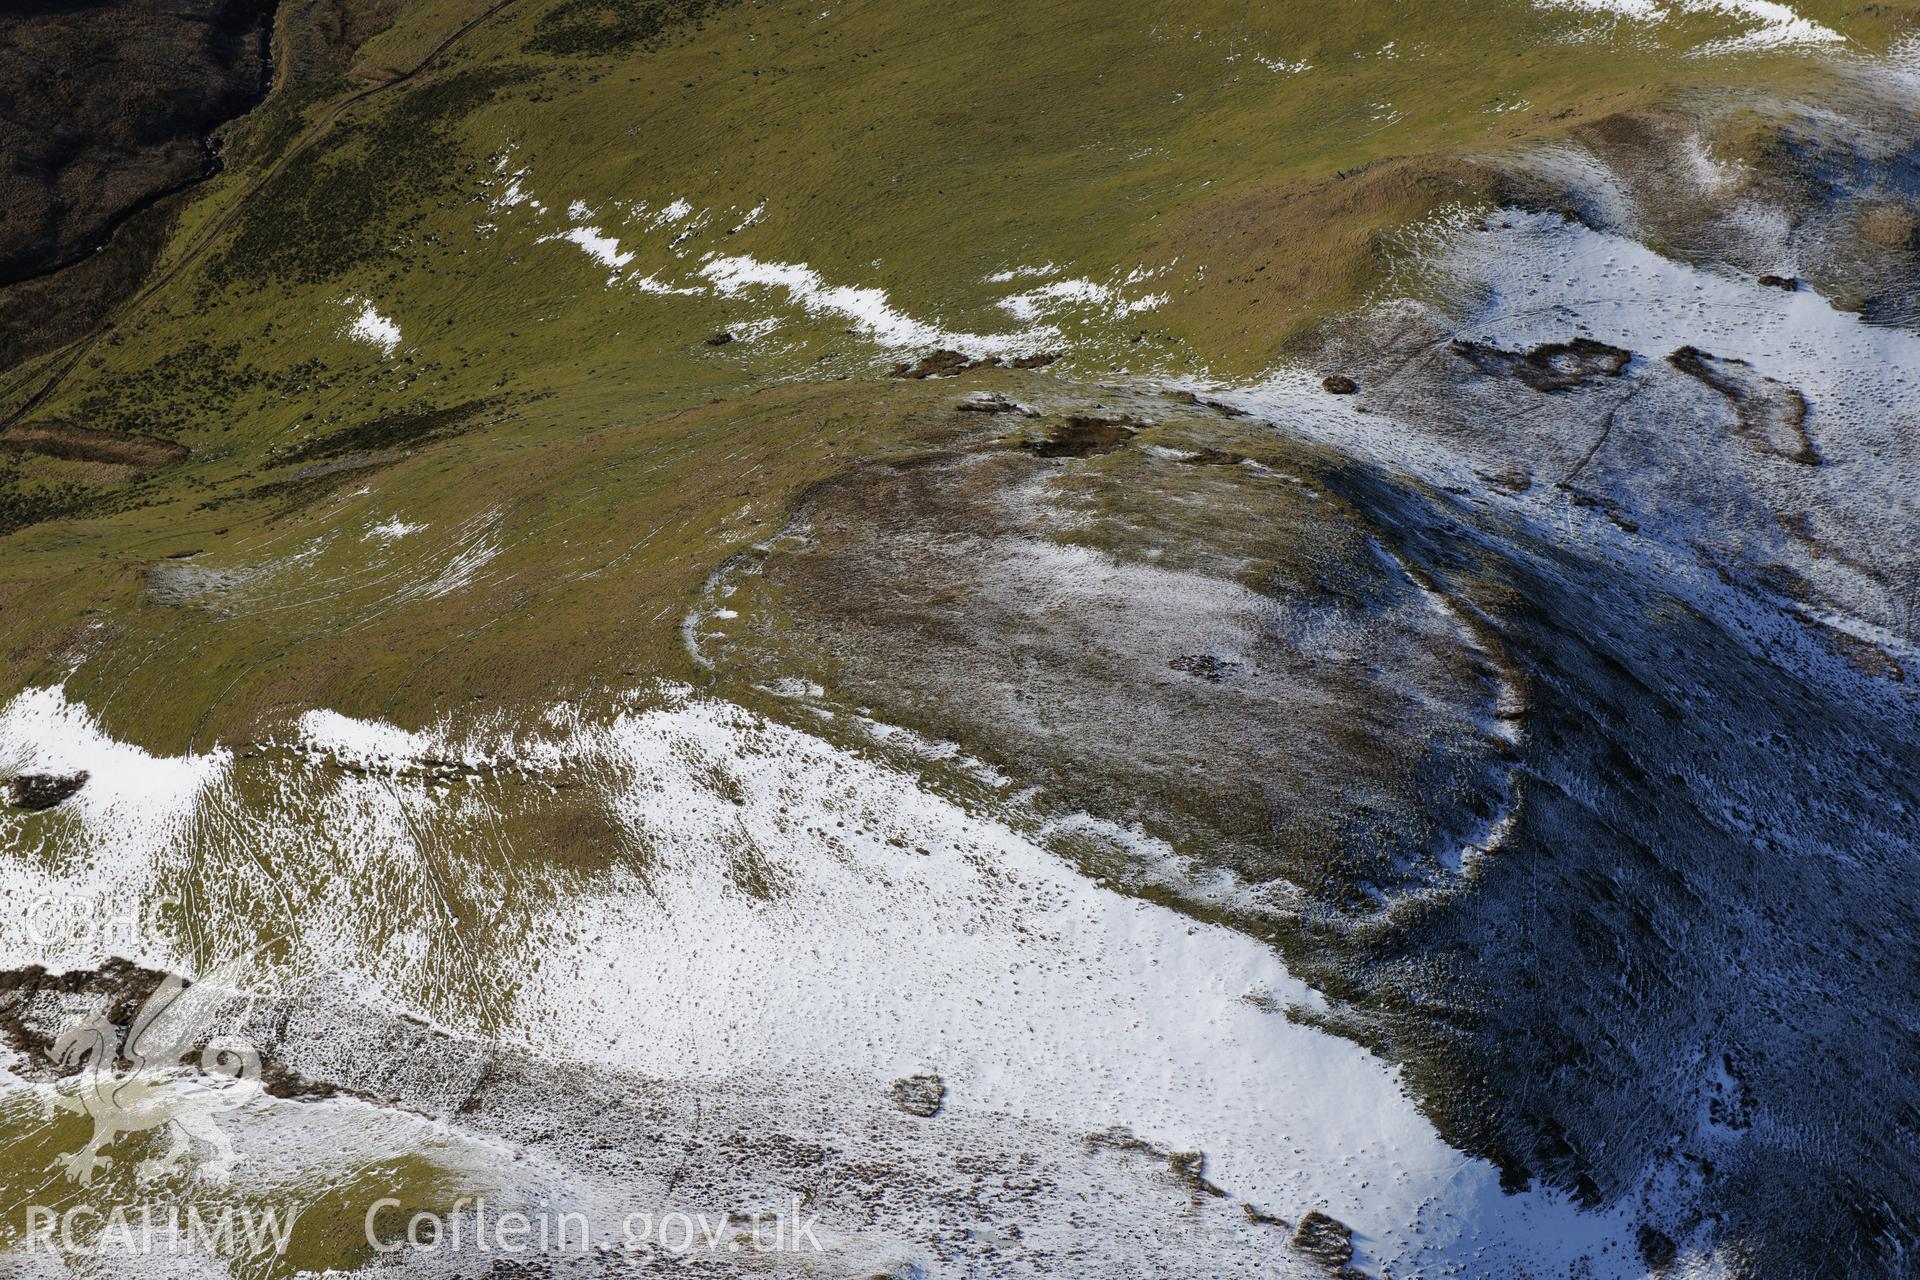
top-left (1478, 465), bottom-right (1533, 493)
top-left (1169, 654), bottom-right (1240, 682)
top-left (1637, 1224), bottom-right (1679, 1269)
top-left (1451, 337), bottom-right (1632, 392)
top-left (1825, 627), bottom-right (1905, 683)
top-left (273, 0), bottom-right (404, 95)
top-left (724, 843), bottom-right (786, 900)
top-left (71, 341), bottom-right (332, 439)
top-left (0, 0), bottom-right (404, 384)
top-left (0, 457), bottom-right (96, 537)
top-left (1321, 374), bottom-right (1359, 394)
top-left (1021, 416), bottom-right (1138, 458)
top-left (523, 0), bottom-right (740, 58)
top-left (1859, 203), bottom-right (1919, 250)
top-left (892, 349), bottom-right (995, 379)
top-left (203, 67), bottom-right (527, 291)
top-left (268, 397), bottom-right (501, 466)
top-left (225, 82), bottom-right (333, 176)
top-left (213, 0), bottom-right (405, 176)
top-left (0, 959), bottom-right (164, 1072)
top-left (1555, 481), bottom-right (1641, 532)
top-left (0, 193), bottom-right (185, 375)
top-left (0, 421), bottom-right (190, 469)
top-left (1668, 346), bottom-right (1819, 465)
top-left (219, 458), bottom-right (385, 517)
top-left (893, 350), bottom-right (1058, 379)
top-left (1167, 390), bottom-right (1252, 417)
top-left (1789, 614), bottom-right (1896, 687)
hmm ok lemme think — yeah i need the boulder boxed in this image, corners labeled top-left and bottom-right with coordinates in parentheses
top-left (5, 773), bottom-right (89, 811)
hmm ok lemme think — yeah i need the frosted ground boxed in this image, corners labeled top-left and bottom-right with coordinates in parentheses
top-left (1, 682), bottom-right (1667, 1278)
top-left (1, 1), bottom-right (1917, 1277)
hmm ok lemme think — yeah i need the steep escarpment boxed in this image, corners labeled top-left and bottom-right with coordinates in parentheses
top-left (0, 0), bottom-right (409, 377)
top-left (1303, 467), bottom-right (1920, 1278)
top-left (0, 0), bottom-right (278, 287)
top-left (0, 0), bottom-right (276, 377)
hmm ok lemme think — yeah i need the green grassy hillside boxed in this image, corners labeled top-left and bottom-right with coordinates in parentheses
top-left (1, 0), bottom-right (1913, 747)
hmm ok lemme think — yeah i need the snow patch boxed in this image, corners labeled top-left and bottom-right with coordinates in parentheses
top-left (1534, 0), bottom-right (1842, 50)
top-left (996, 271), bottom-right (1170, 324)
top-left (651, 198), bottom-right (695, 227)
top-left (485, 148), bottom-right (540, 214)
top-left (985, 263), bottom-right (1061, 284)
top-left (699, 255), bottom-right (1053, 356)
top-left (1681, 0), bottom-right (1843, 51)
top-left (342, 299), bottom-right (402, 357)
top-left (294, 709), bottom-right (435, 769)
top-left (363, 518), bottom-right (425, 544)
top-left (0, 681), bottom-right (1657, 1275)
top-left (626, 271), bottom-right (703, 296)
top-left (539, 226), bottom-right (636, 281)
top-left (0, 687), bottom-right (229, 968)
top-left (513, 693), bottom-right (1650, 1277)
top-left (1204, 206), bottom-right (1920, 672)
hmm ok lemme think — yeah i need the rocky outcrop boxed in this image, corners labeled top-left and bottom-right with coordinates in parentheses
top-left (888, 1072), bottom-right (946, 1117)
top-left (1291, 1210), bottom-right (1360, 1274)
top-left (1452, 337), bottom-right (1632, 393)
top-left (5, 772), bottom-right (88, 811)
